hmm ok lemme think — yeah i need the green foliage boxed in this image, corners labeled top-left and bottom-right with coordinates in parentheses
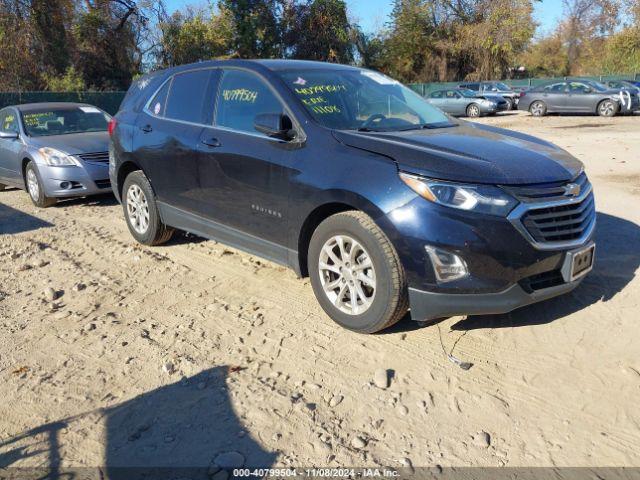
top-left (285, 0), bottom-right (355, 63)
top-left (219, 0), bottom-right (281, 58)
top-left (43, 66), bottom-right (87, 92)
top-left (158, 6), bottom-right (234, 66)
top-left (599, 27), bottom-right (640, 73)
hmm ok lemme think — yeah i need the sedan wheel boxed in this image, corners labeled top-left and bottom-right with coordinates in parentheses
top-left (26, 168), bottom-right (40, 202)
top-left (598, 100), bottom-right (616, 117)
top-left (318, 234), bottom-right (376, 316)
top-left (466, 103), bottom-right (481, 117)
top-left (530, 101), bottom-right (547, 117)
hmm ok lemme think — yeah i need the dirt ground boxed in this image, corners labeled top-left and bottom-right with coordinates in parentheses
top-left (1, 111), bottom-right (639, 472)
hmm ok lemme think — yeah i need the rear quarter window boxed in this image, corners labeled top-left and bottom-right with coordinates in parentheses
top-left (165, 70), bottom-right (214, 124)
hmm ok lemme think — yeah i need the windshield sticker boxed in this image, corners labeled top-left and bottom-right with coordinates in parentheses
top-left (294, 84), bottom-right (347, 95)
top-left (293, 77), bottom-right (307, 86)
top-left (79, 106), bottom-right (101, 113)
top-left (222, 88), bottom-right (258, 103)
top-left (153, 102), bottom-right (161, 115)
top-left (361, 71), bottom-right (398, 85)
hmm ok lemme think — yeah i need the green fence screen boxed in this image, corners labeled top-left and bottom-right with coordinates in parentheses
top-left (0, 91), bottom-right (126, 115)
top-left (409, 73), bottom-right (640, 96)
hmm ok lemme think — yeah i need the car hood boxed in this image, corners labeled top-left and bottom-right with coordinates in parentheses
top-left (28, 131), bottom-right (109, 155)
top-left (332, 121), bottom-right (583, 185)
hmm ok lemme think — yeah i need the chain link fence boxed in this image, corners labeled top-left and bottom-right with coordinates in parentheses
top-left (0, 91), bottom-right (126, 115)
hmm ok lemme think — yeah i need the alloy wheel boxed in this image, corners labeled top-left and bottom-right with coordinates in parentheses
top-left (468, 105), bottom-right (480, 117)
top-left (599, 101), bottom-right (615, 117)
top-left (318, 234), bottom-right (376, 315)
top-left (530, 102), bottom-right (545, 116)
top-left (26, 168), bottom-right (40, 201)
top-left (126, 184), bottom-right (150, 234)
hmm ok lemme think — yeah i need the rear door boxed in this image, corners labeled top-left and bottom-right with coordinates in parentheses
top-left (133, 68), bottom-right (218, 213)
top-left (427, 91), bottom-right (447, 111)
top-left (445, 90), bottom-right (465, 115)
top-left (0, 108), bottom-right (23, 186)
top-left (539, 82), bottom-right (567, 111)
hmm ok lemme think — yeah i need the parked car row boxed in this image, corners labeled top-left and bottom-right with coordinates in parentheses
top-left (519, 79), bottom-right (640, 117)
top-left (0, 60), bottom-right (598, 335)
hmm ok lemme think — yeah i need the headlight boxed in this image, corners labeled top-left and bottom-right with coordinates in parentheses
top-left (399, 172), bottom-right (517, 216)
top-left (38, 147), bottom-right (80, 167)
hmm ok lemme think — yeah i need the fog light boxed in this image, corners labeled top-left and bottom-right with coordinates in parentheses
top-left (425, 246), bottom-right (468, 283)
top-left (60, 181), bottom-right (70, 189)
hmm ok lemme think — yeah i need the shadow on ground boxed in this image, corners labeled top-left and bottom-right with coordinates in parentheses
top-left (0, 366), bottom-right (276, 478)
top-left (0, 201), bottom-right (53, 234)
top-left (450, 212), bottom-right (639, 330)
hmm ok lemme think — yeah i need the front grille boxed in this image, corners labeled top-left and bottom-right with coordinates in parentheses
top-left (520, 270), bottom-right (564, 293)
top-left (521, 192), bottom-right (595, 243)
top-left (506, 173), bottom-right (596, 248)
top-left (95, 179), bottom-right (111, 189)
top-left (78, 151), bottom-right (109, 163)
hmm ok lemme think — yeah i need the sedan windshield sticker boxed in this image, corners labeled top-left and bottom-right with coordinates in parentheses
top-left (222, 88), bottom-right (258, 103)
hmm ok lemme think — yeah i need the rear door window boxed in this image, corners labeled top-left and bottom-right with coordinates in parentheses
top-left (215, 69), bottom-right (283, 134)
top-left (430, 91), bottom-right (443, 98)
top-left (164, 69), bottom-right (214, 124)
top-left (148, 79), bottom-right (171, 117)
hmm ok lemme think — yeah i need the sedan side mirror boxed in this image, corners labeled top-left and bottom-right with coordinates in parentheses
top-left (0, 131), bottom-right (18, 140)
top-left (254, 113), bottom-right (295, 140)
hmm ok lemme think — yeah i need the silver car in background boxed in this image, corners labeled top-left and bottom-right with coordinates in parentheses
top-left (0, 102), bottom-right (112, 207)
top-left (426, 88), bottom-right (498, 117)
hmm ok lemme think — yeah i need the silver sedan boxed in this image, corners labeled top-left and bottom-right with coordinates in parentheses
top-left (426, 89), bottom-right (498, 117)
top-left (0, 102), bottom-right (112, 207)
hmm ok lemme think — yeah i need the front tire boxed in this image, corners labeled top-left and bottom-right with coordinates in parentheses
top-left (466, 103), bottom-right (481, 117)
top-left (122, 170), bottom-right (173, 246)
top-left (505, 98), bottom-right (515, 110)
top-left (0, 183), bottom-right (6, 191)
top-left (25, 161), bottom-right (56, 208)
top-left (308, 211), bottom-right (409, 333)
top-left (598, 99), bottom-right (616, 117)
top-left (529, 101), bottom-right (547, 117)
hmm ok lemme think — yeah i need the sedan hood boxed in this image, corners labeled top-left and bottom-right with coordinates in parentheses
top-left (332, 121), bottom-right (583, 185)
top-left (28, 131), bottom-right (109, 155)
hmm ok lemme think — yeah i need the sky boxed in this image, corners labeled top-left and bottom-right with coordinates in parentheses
top-left (163, 0), bottom-right (565, 35)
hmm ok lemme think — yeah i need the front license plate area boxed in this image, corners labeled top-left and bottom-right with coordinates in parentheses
top-left (561, 244), bottom-right (595, 282)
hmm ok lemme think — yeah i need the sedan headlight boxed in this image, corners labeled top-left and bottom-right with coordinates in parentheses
top-left (38, 147), bottom-right (80, 167)
top-left (399, 172), bottom-right (517, 216)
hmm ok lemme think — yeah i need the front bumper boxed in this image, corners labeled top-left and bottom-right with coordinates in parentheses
top-left (38, 163), bottom-right (112, 198)
top-left (381, 184), bottom-right (595, 322)
top-left (409, 277), bottom-right (583, 321)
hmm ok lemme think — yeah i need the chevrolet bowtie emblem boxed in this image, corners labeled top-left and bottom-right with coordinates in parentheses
top-left (564, 183), bottom-right (581, 197)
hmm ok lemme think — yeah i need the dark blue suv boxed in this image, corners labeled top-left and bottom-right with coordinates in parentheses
top-left (109, 60), bottom-right (596, 333)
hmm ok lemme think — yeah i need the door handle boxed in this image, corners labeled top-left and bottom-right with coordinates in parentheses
top-left (201, 138), bottom-right (221, 148)
top-left (140, 124), bottom-right (153, 133)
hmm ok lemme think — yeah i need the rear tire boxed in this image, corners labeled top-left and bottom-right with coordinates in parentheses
top-left (597, 99), bottom-right (616, 117)
top-left (25, 161), bottom-right (56, 208)
top-left (122, 170), bottom-right (173, 246)
top-left (505, 98), bottom-right (515, 110)
top-left (0, 183), bottom-right (6, 191)
top-left (466, 103), bottom-right (481, 117)
top-left (308, 211), bottom-right (409, 333)
top-left (529, 101), bottom-right (547, 117)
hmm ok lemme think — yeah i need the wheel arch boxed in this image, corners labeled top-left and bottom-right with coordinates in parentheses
top-left (295, 191), bottom-right (397, 278)
top-left (21, 157), bottom-right (33, 188)
top-left (116, 160), bottom-right (144, 200)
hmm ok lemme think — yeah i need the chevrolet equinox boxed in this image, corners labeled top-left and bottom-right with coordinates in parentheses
top-left (109, 60), bottom-right (596, 333)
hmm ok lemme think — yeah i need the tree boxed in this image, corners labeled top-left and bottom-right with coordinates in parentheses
top-left (219, 0), bottom-right (281, 58)
top-left (285, 0), bottom-right (355, 63)
top-left (157, 5), bottom-right (234, 67)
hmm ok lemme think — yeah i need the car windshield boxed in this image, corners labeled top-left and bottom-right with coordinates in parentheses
top-left (21, 106), bottom-right (110, 137)
top-left (277, 69), bottom-right (453, 131)
top-left (495, 82), bottom-right (512, 91)
top-left (458, 89), bottom-right (478, 98)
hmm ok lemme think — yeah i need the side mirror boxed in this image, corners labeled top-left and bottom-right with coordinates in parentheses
top-left (0, 131), bottom-right (18, 140)
top-left (254, 113), bottom-right (295, 140)
top-left (583, 87), bottom-right (593, 94)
